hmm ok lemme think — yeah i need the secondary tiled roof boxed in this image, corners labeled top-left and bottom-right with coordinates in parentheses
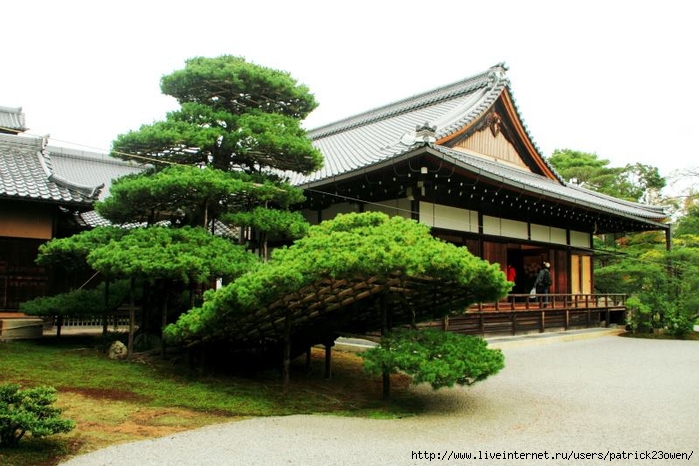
top-left (76, 210), bottom-right (238, 238)
top-left (0, 134), bottom-right (99, 205)
top-left (47, 145), bottom-right (145, 201)
top-left (292, 63), bottom-right (666, 225)
top-left (433, 145), bottom-right (667, 223)
top-left (0, 106), bottom-right (27, 134)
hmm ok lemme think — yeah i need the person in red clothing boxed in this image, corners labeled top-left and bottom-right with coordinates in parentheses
top-left (506, 263), bottom-right (517, 283)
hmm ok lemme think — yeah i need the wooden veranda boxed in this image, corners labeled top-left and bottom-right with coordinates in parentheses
top-left (420, 293), bottom-right (626, 337)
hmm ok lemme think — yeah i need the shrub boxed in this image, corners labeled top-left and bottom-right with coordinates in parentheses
top-left (360, 328), bottom-right (505, 390)
top-left (0, 384), bottom-right (75, 447)
top-left (625, 296), bottom-right (654, 334)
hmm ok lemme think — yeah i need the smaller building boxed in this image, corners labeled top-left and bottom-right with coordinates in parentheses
top-left (0, 106), bottom-right (144, 311)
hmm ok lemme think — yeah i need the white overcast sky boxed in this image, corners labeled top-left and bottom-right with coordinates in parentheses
top-left (2, 0), bottom-right (697, 193)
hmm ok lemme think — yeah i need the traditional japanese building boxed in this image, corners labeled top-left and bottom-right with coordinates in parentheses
top-left (291, 63), bottom-right (669, 299)
top-left (1, 65), bottom-right (671, 338)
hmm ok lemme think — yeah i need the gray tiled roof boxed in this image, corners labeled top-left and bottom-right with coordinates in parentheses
top-left (293, 65), bottom-right (506, 186)
top-left (0, 134), bottom-right (98, 205)
top-left (292, 64), bottom-right (666, 224)
top-left (0, 106), bottom-right (27, 133)
top-left (47, 145), bottom-right (146, 201)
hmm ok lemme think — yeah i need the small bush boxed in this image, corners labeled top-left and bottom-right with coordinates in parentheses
top-left (625, 296), bottom-right (654, 334)
top-left (360, 328), bottom-right (505, 390)
top-left (0, 384), bottom-right (75, 447)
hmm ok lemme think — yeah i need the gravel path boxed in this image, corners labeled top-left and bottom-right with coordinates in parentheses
top-left (60, 335), bottom-right (698, 465)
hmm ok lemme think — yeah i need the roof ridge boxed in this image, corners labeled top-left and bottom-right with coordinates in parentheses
top-left (307, 66), bottom-right (501, 140)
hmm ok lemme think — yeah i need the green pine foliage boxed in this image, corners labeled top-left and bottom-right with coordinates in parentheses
top-left (0, 384), bottom-right (75, 446)
top-left (360, 329), bottom-right (504, 389)
top-left (96, 165), bottom-right (305, 227)
top-left (35, 227), bottom-right (126, 270)
top-left (112, 55), bottom-right (323, 174)
top-left (86, 226), bottom-right (259, 284)
top-left (165, 212), bottom-right (511, 345)
top-left (222, 207), bottom-right (309, 240)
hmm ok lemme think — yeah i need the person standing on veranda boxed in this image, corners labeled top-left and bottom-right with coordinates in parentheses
top-left (534, 261), bottom-right (552, 306)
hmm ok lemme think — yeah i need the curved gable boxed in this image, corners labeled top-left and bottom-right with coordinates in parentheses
top-left (437, 88), bottom-right (560, 181)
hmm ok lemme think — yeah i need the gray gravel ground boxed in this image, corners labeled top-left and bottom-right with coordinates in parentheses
top-left (60, 335), bottom-right (698, 465)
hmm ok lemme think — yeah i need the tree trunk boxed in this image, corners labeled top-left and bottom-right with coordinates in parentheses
top-left (283, 311), bottom-right (291, 394)
top-left (161, 279), bottom-right (169, 359)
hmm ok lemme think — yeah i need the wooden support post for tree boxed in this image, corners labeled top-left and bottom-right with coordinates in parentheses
top-left (102, 280), bottom-right (110, 338)
top-left (161, 280), bottom-right (169, 359)
top-left (283, 311), bottom-right (291, 394)
top-left (56, 314), bottom-right (63, 338)
top-left (380, 294), bottom-right (390, 400)
top-left (127, 276), bottom-right (135, 361)
top-left (305, 346), bottom-right (311, 374)
top-left (324, 341), bottom-right (333, 379)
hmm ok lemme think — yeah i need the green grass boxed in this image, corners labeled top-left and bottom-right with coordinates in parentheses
top-left (0, 334), bottom-right (421, 466)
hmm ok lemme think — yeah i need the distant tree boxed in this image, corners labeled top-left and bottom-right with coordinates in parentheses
top-left (549, 149), bottom-right (619, 191)
top-left (675, 204), bottom-right (699, 236)
top-left (548, 149), bottom-right (665, 203)
top-left (549, 149), bottom-right (697, 336)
